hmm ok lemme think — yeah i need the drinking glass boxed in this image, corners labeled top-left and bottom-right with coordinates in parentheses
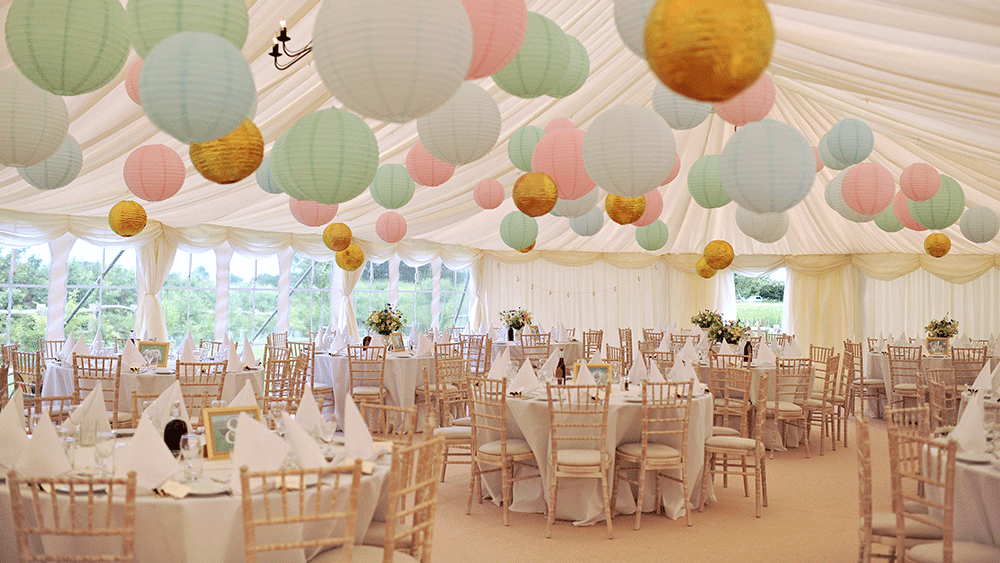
top-left (79, 420), bottom-right (97, 447)
top-left (269, 402), bottom-right (286, 434)
top-left (180, 433), bottom-right (202, 483)
top-left (59, 433), bottom-right (76, 469)
top-left (94, 432), bottom-right (115, 477)
top-left (210, 400), bottom-right (226, 410)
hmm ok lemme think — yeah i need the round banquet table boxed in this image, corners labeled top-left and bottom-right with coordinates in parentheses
top-left (863, 351), bottom-right (1000, 415)
top-left (492, 340), bottom-right (583, 367)
top-left (315, 353), bottom-right (434, 428)
top-left (949, 456), bottom-right (1000, 547)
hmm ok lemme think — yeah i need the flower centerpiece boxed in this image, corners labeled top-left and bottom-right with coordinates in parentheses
top-left (500, 308), bottom-right (532, 341)
top-left (708, 319), bottom-right (749, 345)
top-left (925, 315), bottom-right (959, 338)
top-left (364, 303), bottom-right (406, 336)
top-left (691, 309), bottom-right (722, 330)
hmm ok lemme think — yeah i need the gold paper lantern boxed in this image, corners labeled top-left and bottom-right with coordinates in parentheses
top-left (517, 241), bottom-right (536, 253)
top-left (108, 200), bottom-right (147, 237)
top-left (645, 0), bottom-right (774, 102)
top-left (336, 243), bottom-right (365, 271)
top-left (704, 239), bottom-right (735, 270)
top-left (605, 193), bottom-right (647, 225)
top-left (512, 172), bottom-right (558, 217)
top-left (696, 257), bottom-right (717, 279)
top-left (189, 120), bottom-right (264, 184)
top-left (324, 223), bottom-right (353, 252)
top-left (924, 233), bottom-right (951, 258)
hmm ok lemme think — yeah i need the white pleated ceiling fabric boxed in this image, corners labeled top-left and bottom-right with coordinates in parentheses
top-left (0, 0), bottom-right (997, 257)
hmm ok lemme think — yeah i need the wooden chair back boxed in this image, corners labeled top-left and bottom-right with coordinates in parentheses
top-left (925, 368), bottom-right (958, 427)
top-left (199, 339), bottom-right (224, 358)
top-left (467, 375), bottom-right (509, 446)
top-left (72, 354), bottom-right (126, 428)
top-left (709, 352), bottom-right (748, 397)
top-left (642, 329), bottom-right (663, 345)
top-left (265, 332), bottom-right (287, 350)
top-left (810, 344), bottom-right (833, 364)
top-left (432, 347), bottom-right (469, 425)
top-left (886, 405), bottom-right (931, 437)
top-left (347, 345), bottom-right (386, 397)
top-left (716, 367), bottom-right (753, 436)
top-left (262, 356), bottom-right (299, 409)
top-left (12, 350), bottom-right (43, 397)
top-left (520, 334), bottom-right (550, 367)
top-left (378, 436), bottom-right (446, 562)
top-left (618, 328), bottom-right (633, 371)
top-left (950, 346), bottom-right (987, 388)
top-left (774, 358), bottom-right (812, 405)
top-left (25, 395), bottom-right (76, 428)
top-left (887, 345), bottom-right (923, 390)
top-left (637, 340), bottom-right (659, 366)
top-left (359, 402), bottom-right (419, 445)
top-left (644, 350), bottom-right (674, 375)
top-left (638, 380), bottom-right (693, 457)
top-left (39, 339), bottom-right (64, 362)
top-left (605, 345), bottom-right (624, 379)
top-left (462, 334), bottom-right (488, 376)
top-left (286, 341), bottom-right (316, 388)
top-left (775, 334), bottom-right (793, 347)
top-left (546, 382), bottom-right (612, 458)
top-left (583, 330), bottom-right (603, 359)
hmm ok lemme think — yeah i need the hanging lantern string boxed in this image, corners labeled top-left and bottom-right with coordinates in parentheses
top-left (270, 20), bottom-right (312, 70)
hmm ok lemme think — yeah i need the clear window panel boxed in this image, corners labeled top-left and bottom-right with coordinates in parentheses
top-left (66, 242), bottom-right (137, 344)
top-left (162, 250), bottom-right (217, 343)
top-left (734, 268), bottom-right (786, 331)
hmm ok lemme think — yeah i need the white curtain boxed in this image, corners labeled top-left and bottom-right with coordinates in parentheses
top-left (133, 234), bottom-right (178, 341)
top-left (213, 245), bottom-right (232, 342)
top-left (334, 266), bottom-right (364, 341)
top-left (45, 234), bottom-right (75, 341)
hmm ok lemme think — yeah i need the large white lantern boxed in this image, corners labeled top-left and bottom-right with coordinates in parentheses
top-left (583, 106), bottom-right (676, 198)
top-left (651, 83), bottom-right (712, 130)
top-left (17, 134), bottom-right (82, 190)
top-left (569, 206), bottom-right (604, 237)
top-left (959, 207), bottom-right (1000, 244)
top-left (550, 187), bottom-right (600, 218)
top-left (719, 119), bottom-right (815, 214)
top-left (735, 206), bottom-right (788, 243)
top-left (614, 0), bottom-right (656, 57)
top-left (0, 69), bottom-right (69, 167)
top-left (417, 82), bottom-right (501, 166)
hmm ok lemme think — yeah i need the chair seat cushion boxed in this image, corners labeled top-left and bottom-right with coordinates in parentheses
top-left (705, 435), bottom-right (756, 451)
top-left (352, 386), bottom-right (384, 396)
top-left (862, 379), bottom-right (885, 386)
top-left (433, 426), bottom-right (471, 439)
top-left (764, 400), bottom-right (802, 414)
top-left (478, 439), bottom-right (532, 456)
top-left (894, 383), bottom-right (919, 393)
top-left (712, 426), bottom-right (741, 437)
top-left (452, 416), bottom-right (471, 427)
top-left (616, 441), bottom-right (681, 459)
top-left (362, 520), bottom-right (412, 549)
top-left (906, 541), bottom-right (1000, 563)
top-left (804, 398), bottom-right (827, 409)
top-left (556, 449), bottom-right (602, 466)
top-left (415, 383), bottom-right (460, 393)
top-left (870, 513), bottom-right (943, 540)
top-left (313, 544), bottom-right (418, 563)
top-left (903, 501), bottom-right (930, 514)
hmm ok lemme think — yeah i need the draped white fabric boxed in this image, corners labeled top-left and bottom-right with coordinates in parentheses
top-left (133, 236), bottom-right (178, 341)
top-left (45, 235), bottom-right (74, 341)
top-left (213, 245), bottom-right (233, 341)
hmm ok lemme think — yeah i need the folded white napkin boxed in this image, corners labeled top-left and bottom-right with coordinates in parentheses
top-left (589, 346), bottom-right (602, 363)
top-left (770, 342), bottom-right (783, 357)
top-left (557, 322), bottom-right (568, 342)
top-left (649, 361), bottom-right (667, 383)
top-left (179, 342), bottom-right (196, 363)
top-left (784, 337), bottom-right (802, 358)
top-left (115, 415), bottom-right (181, 491)
top-left (229, 413), bottom-right (290, 493)
top-left (183, 331), bottom-right (196, 354)
top-left (282, 412), bottom-right (327, 469)
top-left (665, 322), bottom-right (676, 335)
top-left (0, 389), bottom-right (28, 471)
top-left (951, 391), bottom-right (987, 453)
top-left (72, 336), bottom-right (89, 359)
top-left (576, 363), bottom-right (596, 385)
top-left (90, 331), bottom-right (104, 354)
top-left (971, 363), bottom-right (993, 392)
top-left (63, 383), bottom-right (112, 437)
top-left (328, 332), bottom-right (347, 355)
top-left (294, 387), bottom-right (322, 434)
top-left (539, 349), bottom-right (560, 380)
top-left (678, 339), bottom-right (698, 362)
top-left (229, 381), bottom-right (258, 408)
top-left (719, 341), bottom-right (735, 356)
top-left (14, 413), bottom-right (72, 479)
top-left (488, 348), bottom-right (509, 379)
top-left (656, 335), bottom-right (671, 353)
top-left (121, 339), bottom-right (145, 369)
top-left (58, 331), bottom-right (74, 362)
top-left (510, 360), bottom-right (541, 394)
top-left (241, 337), bottom-right (256, 366)
top-left (991, 362), bottom-right (1000, 393)
top-left (435, 331), bottom-right (450, 344)
top-left (628, 359), bottom-right (646, 382)
top-left (756, 344), bottom-right (778, 366)
top-left (416, 334), bottom-right (433, 358)
top-left (142, 380), bottom-right (190, 429)
top-left (343, 397), bottom-right (375, 461)
top-left (225, 341), bottom-right (241, 369)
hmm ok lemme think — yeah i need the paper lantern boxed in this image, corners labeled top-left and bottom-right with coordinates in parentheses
top-left (583, 105), bottom-right (676, 198)
top-left (376, 211), bottom-right (408, 243)
top-left (548, 35), bottom-right (589, 98)
top-left (289, 199), bottom-right (339, 227)
top-left (688, 155), bottom-right (731, 209)
top-left (893, 191), bottom-right (926, 231)
top-left (108, 201), bottom-right (147, 237)
top-left (125, 60), bottom-right (143, 105)
top-left (517, 242), bottom-right (536, 253)
top-left (704, 240), bottom-right (734, 270)
top-left (551, 187), bottom-right (600, 219)
top-left (662, 153), bottom-right (681, 185)
top-left (569, 206), bottom-right (604, 237)
top-left (324, 223), bottom-right (353, 252)
top-left (874, 206), bottom-right (904, 233)
top-left (632, 190), bottom-right (664, 226)
top-left (614, 0), bottom-right (657, 57)
top-left (842, 162), bottom-right (894, 215)
top-left (713, 72), bottom-right (775, 126)
top-left (824, 169), bottom-right (878, 223)
top-left (18, 134), bottom-right (82, 190)
top-left (417, 82), bottom-right (501, 166)
top-left (0, 69), bottom-right (70, 167)
top-left (719, 119), bottom-right (815, 214)
top-left (123, 144), bottom-right (185, 202)
top-left (924, 233), bottom-right (951, 258)
top-left (605, 193), bottom-right (647, 225)
top-left (406, 142), bottom-right (456, 187)
top-left (492, 12), bottom-right (570, 98)
top-left (959, 207), bottom-right (1000, 244)
top-left (899, 163), bottom-right (940, 202)
top-left (6, 0), bottom-right (129, 96)
top-left (635, 220), bottom-right (669, 251)
top-left (651, 83), bottom-right (712, 130)
top-left (500, 211), bottom-right (538, 250)
top-left (812, 147), bottom-right (823, 173)
top-left (696, 257), bottom-right (717, 279)
top-left (645, 0), bottom-right (774, 102)
top-left (336, 243), bottom-right (365, 272)
top-left (507, 126), bottom-right (546, 172)
top-left (818, 136), bottom-right (849, 170)
top-left (126, 0), bottom-right (248, 58)
top-left (908, 175), bottom-right (965, 230)
top-left (313, 0), bottom-right (472, 122)
top-left (474, 179), bottom-right (505, 210)
top-left (139, 31), bottom-right (255, 144)
top-left (545, 118), bottom-right (575, 132)
top-left (736, 207), bottom-right (788, 244)
top-left (255, 156), bottom-right (282, 195)
top-left (822, 118), bottom-right (874, 167)
top-left (461, 0), bottom-right (528, 79)
top-left (531, 128), bottom-right (594, 200)
top-left (270, 108), bottom-right (379, 205)
top-left (189, 120), bottom-right (263, 184)
top-left (512, 172), bottom-right (558, 217)
top-left (370, 164), bottom-right (416, 210)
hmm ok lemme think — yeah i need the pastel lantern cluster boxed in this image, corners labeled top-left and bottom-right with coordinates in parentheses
top-left (874, 206), bottom-right (904, 233)
top-left (124, 144), bottom-right (185, 201)
top-left (825, 170), bottom-right (878, 223)
top-left (474, 179), bottom-right (505, 210)
top-left (406, 142), bottom-right (456, 187)
top-left (531, 127), bottom-right (593, 200)
top-left (289, 199), bottom-right (338, 227)
top-left (651, 83), bottom-right (712, 130)
top-left (126, 0), bottom-right (248, 58)
top-left (583, 105), bottom-right (676, 198)
top-left (417, 82), bottom-right (501, 166)
top-left (370, 164), bottom-right (416, 210)
top-left (461, 0), bottom-right (528, 79)
top-left (500, 211), bottom-right (538, 250)
top-left (18, 134), bottom-right (82, 190)
top-left (0, 69), bottom-right (70, 167)
top-left (893, 191), bottom-right (926, 231)
top-left (907, 175), bottom-right (965, 230)
top-left (632, 190), bottom-right (664, 227)
top-left (376, 211), bottom-right (408, 243)
top-left (720, 119), bottom-right (815, 214)
top-left (713, 72), bottom-right (775, 126)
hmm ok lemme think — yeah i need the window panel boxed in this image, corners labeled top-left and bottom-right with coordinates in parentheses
top-left (289, 255), bottom-right (333, 340)
top-left (353, 260), bottom-right (391, 329)
top-left (161, 250), bottom-right (217, 344)
top-left (0, 245), bottom-right (50, 349)
top-left (228, 254), bottom-right (280, 345)
top-left (66, 242), bottom-right (136, 344)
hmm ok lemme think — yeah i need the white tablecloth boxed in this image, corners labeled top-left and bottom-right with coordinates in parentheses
top-left (315, 353), bottom-right (434, 428)
top-left (951, 458), bottom-right (1000, 547)
top-left (864, 352), bottom-right (1000, 413)
top-left (492, 340), bottom-right (583, 367)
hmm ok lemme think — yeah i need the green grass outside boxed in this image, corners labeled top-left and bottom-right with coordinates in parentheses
top-left (736, 302), bottom-right (783, 329)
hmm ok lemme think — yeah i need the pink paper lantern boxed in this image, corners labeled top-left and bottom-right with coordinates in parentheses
top-left (899, 163), bottom-right (940, 202)
top-left (289, 198), bottom-right (339, 227)
top-left (405, 141), bottom-right (455, 187)
top-left (123, 144), bottom-right (185, 202)
top-left (125, 60), bottom-right (143, 106)
top-left (661, 153), bottom-right (681, 185)
top-left (812, 146), bottom-right (823, 172)
top-left (842, 162), bottom-right (895, 215)
top-left (545, 117), bottom-right (575, 132)
top-left (461, 0), bottom-right (528, 79)
top-left (893, 191), bottom-right (927, 231)
top-left (474, 178), bottom-right (504, 209)
top-left (632, 190), bottom-right (663, 227)
top-left (376, 211), bottom-right (408, 243)
top-left (713, 72), bottom-right (775, 126)
top-left (531, 127), bottom-right (594, 200)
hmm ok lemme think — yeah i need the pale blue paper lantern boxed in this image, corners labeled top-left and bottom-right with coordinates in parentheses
top-left (0, 69), bottom-right (69, 167)
top-left (735, 207), bottom-right (788, 243)
top-left (824, 168), bottom-right (878, 223)
top-left (139, 31), bottom-right (256, 144)
top-left (500, 211), bottom-right (538, 250)
top-left (508, 126), bottom-right (546, 172)
top-left (908, 174), bottom-right (965, 230)
top-left (551, 187), bottom-right (600, 218)
top-left (635, 219), bottom-right (669, 251)
top-left (687, 155), bottom-right (731, 209)
top-left (548, 35), bottom-right (589, 98)
top-left (583, 105), bottom-right (676, 198)
top-left (255, 156), bottom-right (282, 194)
top-left (874, 205), bottom-right (904, 232)
top-left (818, 136), bottom-right (849, 170)
top-left (822, 118), bottom-right (874, 167)
top-left (614, 0), bottom-right (656, 57)
top-left (959, 207), bottom-right (999, 243)
top-left (17, 134), bottom-right (82, 190)
top-left (370, 164), bottom-right (416, 210)
top-left (569, 206), bottom-right (604, 237)
top-left (492, 12), bottom-right (570, 99)
top-left (127, 0), bottom-right (248, 58)
top-left (719, 119), bottom-right (816, 214)
top-left (651, 83), bottom-right (712, 130)
top-left (417, 82), bottom-right (501, 166)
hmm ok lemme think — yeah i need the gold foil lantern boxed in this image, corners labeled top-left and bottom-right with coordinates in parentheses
top-left (323, 223), bottom-right (353, 252)
top-left (336, 243), bottom-right (365, 271)
top-left (924, 233), bottom-right (951, 258)
top-left (512, 172), bottom-right (558, 217)
top-left (517, 241), bottom-right (536, 253)
top-left (696, 257), bottom-right (717, 279)
top-left (605, 193), bottom-right (647, 225)
top-left (645, 0), bottom-right (774, 102)
top-left (704, 239), bottom-right (735, 270)
top-left (189, 120), bottom-right (264, 184)
top-left (108, 200), bottom-right (147, 237)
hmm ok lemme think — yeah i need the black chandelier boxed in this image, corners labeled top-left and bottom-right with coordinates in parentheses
top-left (270, 21), bottom-right (312, 70)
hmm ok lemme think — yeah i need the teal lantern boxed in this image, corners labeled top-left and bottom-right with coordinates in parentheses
top-left (255, 156), bottom-right (282, 194)
top-left (651, 83), bottom-right (712, 130)
top-left (821, 118), bottom-right (874, 167)
top-left (635, 220), bottom-right (669, 251)
top-left (818, 136), bottom-right (849, 170)
top-left (270, 108), bottom-right (379, 206)
top-left (687, 155), bottom-right (731, 209)
top-left (548, 35), bottom-right (589, 98)
top-left (369, 164), bottom-right (416, 210)
top-left (139, 31), bottom-right (256, 143)
top-left (508, 126), bottom-right (546, 172)
top-left (959, 207), bottom-right (999, 244)
top-left (874, 205), bottom-right (904, 232)
top-left (500, 211), bottom-right (539, 250)
top-left (127, 0), bottom-right (248, 58)
top-left (824, 168), bottom-right (878, 223)
top-left (569, 206), bottom-right (604, 237)
top-left (17, 134), bottom-right (82, 190)
top-left (908, 174), bottom-right (965, 230)
top-left (0, 69), bottom-right (69, 167)
top-left (492, 12), bottom-right (570, 98)
top-left (720, 119), bottom-right (815, 214)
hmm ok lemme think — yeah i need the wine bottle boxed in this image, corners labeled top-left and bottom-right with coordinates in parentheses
top-left (743, 340), bottom-right (753, 364)
top-left (555, 357), bottom-right (565, 384)
top-left (163, 400), bottom-right (188, 454)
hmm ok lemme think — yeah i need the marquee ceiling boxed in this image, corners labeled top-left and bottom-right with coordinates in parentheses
top-left (1, 0), bottom-right (998, 257)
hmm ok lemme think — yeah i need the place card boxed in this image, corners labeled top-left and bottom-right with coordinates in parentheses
top-left (158, 480), bottom-right (191, 499)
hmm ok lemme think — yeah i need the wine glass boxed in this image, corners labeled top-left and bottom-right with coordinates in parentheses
top-left (94, 432), bottom-right (115, 477)
top-left (180, 433), bottom-right (202, 483)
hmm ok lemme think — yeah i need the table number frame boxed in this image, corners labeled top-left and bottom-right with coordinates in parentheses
top-left (202, 405), bottom-right (262, 460)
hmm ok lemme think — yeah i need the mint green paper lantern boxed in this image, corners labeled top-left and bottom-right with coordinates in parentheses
top-left (127, 0), bottom-right (248, 58)
top-left (635, 220), bottom-right (669, 251)
top-left (508, 126), bottom-right (546, 172)
top-left (822, 118), bottom-right (873, 167)
top-left (548, 35), bottom-right (589, 98)
top-left (874, 205), bottom-right (904, 232)
top-left (569, 206), bottom-right (604, 237)
top-left (139, 31), bottom-right (256, 144)
top-left (959, 207), bottom-right (999, 244)
top-left (270, 108), bottom-right (379, 206)
top-left (500, 211), bottom-right (538, 250)
top-left (688, 155), bottom-right (731, 209)
top-left (17, 134), bottom-right (82, 190)
top-left (5, 0), bottom-right (129, 96)
top-left (0, 69), bottom-right (69, 167)
top-left (370, 164), bottom-right (416, 210)
top-left (255, 156), bottom-right (282, 194)
top-left (908, 174), bottom-right (965, 230)
top-left (492, 12), bottom-right (570, 99)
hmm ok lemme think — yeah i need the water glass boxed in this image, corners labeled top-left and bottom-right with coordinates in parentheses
top-left (180, 434), bottom-right (202, 483)
top-left (210, 400), bottom-right (226, 410)
top-left (79, 421), bottom-right (97, 447)
top-left (94, 432), bottom-right (115, 477)
top-left (59, 434), bottom-right (76, 469)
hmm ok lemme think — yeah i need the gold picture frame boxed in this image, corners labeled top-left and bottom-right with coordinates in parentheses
top-left (389, 331), bottom-right (405, 352)
top-left (926, 337), bottom-right (950, 356)
top-left (202, 405), bottom-right (262, 460)
top-left (573, 362), bottom-right (611, 385)
top-left (137, 341), bottom-right (170, 367)
top-left (528, 325), bottom-right (540, 334)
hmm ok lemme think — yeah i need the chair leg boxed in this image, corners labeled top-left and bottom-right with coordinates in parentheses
top-left (760, 456), bottom-right (768, 507)
top-left (741, 456), bottom-right (749, 497)
top-left (681, 466), bottom-right (691, 527)
top-left (440, 445), bottom-right (449, 482)
top-left (754, 454), bottom-right (763, 518)
top-left (467, 458), bottom-right (476, 515)
top-left (501, 460), bottom-right (511, 526)
top-left (546, 469), bottom-right (558, 538)
top-left (600, 470), bottom-right (613, 539)
top-left (699, 452), bottom-right (713, 513)
top-left (634, 462), bottom-right (645, 530)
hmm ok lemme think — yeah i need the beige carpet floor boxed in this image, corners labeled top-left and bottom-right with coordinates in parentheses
top-left (430, 418), bottom-right (893, 563)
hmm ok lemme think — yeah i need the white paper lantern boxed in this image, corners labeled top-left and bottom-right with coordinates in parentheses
top-left (823, 168), bottom-right (879, 223)
top-left (313, 0), bottom-right (473, 123)
top-left (17, 134), bottom-right (82, 190)
top-left (569, 205), bottom-right (604, 237)
top-left (959, 207), bottom-right (1000, 244)
top-left (417, 82), bottom-right (501, 166)
top-left (651, 83), bottom-right (712, 130)
top-left (550, 187), bottom-right (600, 218)
top-left (735, 206), bottom-right (788, 243)
top-left (614, 0), bottom-right (656, 57)
top-left (583, 105), bottom-right (676, 197)
top-left (0, 69), bottom-right (69, 167)
top-left (719, 119), bottom-right (816, 214)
